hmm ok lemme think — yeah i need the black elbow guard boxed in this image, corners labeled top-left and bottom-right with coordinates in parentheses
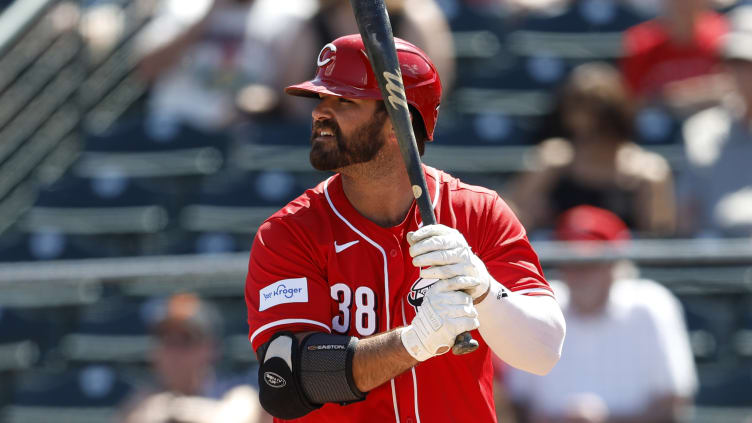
top-left (258, 332), bottom-right (321, 419)
top-left (257, 332), bottom-right (366, 419)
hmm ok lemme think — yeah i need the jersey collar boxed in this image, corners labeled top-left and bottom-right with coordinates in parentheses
top-left (325, 165), bottom-right (440, 238)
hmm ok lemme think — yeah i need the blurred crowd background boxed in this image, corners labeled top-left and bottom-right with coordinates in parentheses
top-left (0, 0), bottom-right (752, 422)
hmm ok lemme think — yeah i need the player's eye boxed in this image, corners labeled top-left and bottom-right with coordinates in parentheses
top-left (338, 98), bottom-right (353, 104)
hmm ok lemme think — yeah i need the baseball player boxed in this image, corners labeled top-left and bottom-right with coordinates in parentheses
top-left (245, 34), bottom-right (566, 423)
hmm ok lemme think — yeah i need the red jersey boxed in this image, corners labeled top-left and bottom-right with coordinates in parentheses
top-left (246, 166), bottom-right (552, 423)
top-left (621, 12), bottom-right (727, 97)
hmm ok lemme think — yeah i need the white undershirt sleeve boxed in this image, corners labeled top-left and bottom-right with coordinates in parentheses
top-left (475, 279), bottom-right (566, 376)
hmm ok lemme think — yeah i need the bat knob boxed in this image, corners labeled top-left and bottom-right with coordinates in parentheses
top-left (452, 332), bottom-right (479, 355)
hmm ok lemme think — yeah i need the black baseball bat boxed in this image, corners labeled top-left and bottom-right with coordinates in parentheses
top-left (349, 0), bottom-right (478, 355)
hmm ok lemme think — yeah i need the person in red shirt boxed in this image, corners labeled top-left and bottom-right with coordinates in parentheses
top-left (621, 0), bottom-right (728, 109)
top-left (245, 34), bottom-right (566, 423)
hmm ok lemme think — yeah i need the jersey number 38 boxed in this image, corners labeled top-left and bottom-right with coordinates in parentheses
top-left (330, 283), bottom-right (378, 337)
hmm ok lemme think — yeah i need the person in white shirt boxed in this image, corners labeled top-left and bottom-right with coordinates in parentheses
top-left (507, 205), bottom-right (698, 423)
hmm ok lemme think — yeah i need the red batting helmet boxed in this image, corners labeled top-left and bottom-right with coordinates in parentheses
top-left (285, 34), bottom-right (442, 140)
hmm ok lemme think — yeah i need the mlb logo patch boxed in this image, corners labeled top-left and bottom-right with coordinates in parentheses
top-left (259, 277), bottom-right (308, 311)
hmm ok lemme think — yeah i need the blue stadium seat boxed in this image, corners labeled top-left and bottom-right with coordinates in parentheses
top-left (0, 309), bottom-right (52, 372)
top-left (735, 304), bottom-right (752, 360)
top-left (518, 0), bottom-right (644, 33)
top-left (499, 1), bottom-right (645, 89)
top-left (634, 105), bottom-right (682, 145)
top-left (60, 297), bottom-right (153, 363)
top-left (5, 366), bottom-right (133, 423)
top-left (76, 119), bottom-right (228, 179)
top-left (444, 0), bottom-right (514, 89)
top-left (680, 296), bottom-right (738, 363)
top-left (166, 231), bottom-right (249, 256)
top-left (695, 364), bottom-right (752, 406)
top-left (242, 119), bottom-right (311, 146)
top-left (434, 112), bottom-right (541, 146)
top-left (178, 170), bottom-right (323, 235)
top-left (0, 232), bottom-right (108, 262)
top-left (215, 300), bottom-right (257, 365)
top-left (18, 174), bottom-right (169, 237)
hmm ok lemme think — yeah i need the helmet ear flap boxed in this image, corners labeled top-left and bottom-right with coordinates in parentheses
top-left (408, 105), bottom-right (428, 155)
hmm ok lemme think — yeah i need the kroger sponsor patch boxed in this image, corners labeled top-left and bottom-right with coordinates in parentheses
top-left (259, 277), bottom-right (308, 311)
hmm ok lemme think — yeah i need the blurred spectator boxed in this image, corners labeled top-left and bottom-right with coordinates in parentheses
top-left (118, 293), bottom-right (269, 423)
top-left (620, 0), bottom-right (729, 112)
top-left (507, 63), bottom-right (676, 237)
top-left (679, 5), bottom-right (752, 237)
top-left (133, 0), bottom-right (317, 131)
top-left (281, 0), bottom-right (455, 117)
top-left (500, 0), bottom-right (570, 16)
top-left (507, 205), bottom-right (698, 423)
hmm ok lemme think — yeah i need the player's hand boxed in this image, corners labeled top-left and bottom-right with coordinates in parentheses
top-left (400, 280), bottom-right (479, 362)
top-left (407, 224), bottom-right (491, 302)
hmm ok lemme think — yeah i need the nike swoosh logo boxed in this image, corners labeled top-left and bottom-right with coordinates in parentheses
top-left (334, 240), bottom-right (359, 253)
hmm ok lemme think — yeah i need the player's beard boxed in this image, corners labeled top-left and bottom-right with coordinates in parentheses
top-left (309, 111), bottom-right (388, 171)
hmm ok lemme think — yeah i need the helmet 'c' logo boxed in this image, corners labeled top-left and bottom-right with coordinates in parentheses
top-left (317, 43), bottom-right (337, 67)
top-left (407, 277), bottom-right (438, 310)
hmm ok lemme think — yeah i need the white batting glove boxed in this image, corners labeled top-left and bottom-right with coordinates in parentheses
top-left (407, 224), bottom-right (491, 301)
top-left (400, 280), bottom-right (480, 362)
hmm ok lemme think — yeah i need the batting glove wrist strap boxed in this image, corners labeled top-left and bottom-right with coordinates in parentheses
top-left (400, 325), bottom-right (433, 362)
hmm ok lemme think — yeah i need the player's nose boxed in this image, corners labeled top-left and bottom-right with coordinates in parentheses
top-left (312, 95), bottom-right (336, 121)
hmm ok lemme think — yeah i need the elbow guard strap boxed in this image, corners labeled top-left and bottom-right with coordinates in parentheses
top-left (300, 332), bottom-right (365, 404)
top-left (258, 332), bottom-right (365, 419)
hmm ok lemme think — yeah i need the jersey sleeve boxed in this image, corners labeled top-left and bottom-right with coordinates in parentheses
top-left (477, 195), bottom-right (553, 297)
top-left (245, 218), bottom-right (332, 352)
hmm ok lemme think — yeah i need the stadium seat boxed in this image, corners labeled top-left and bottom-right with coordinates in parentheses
top-left (215, 299), bottom-right (257, 365)
top-left (241, 118), bottom-right (311, 147)
top-left (0, 231), bottom-right (108, 262)
top-left (178, 170), bottom-right (323, 235)
top-left (75, 119), bottom-right (228, 179)
top-left (14, 174), bottom-right (170, 256)
top-left (517, 0), bottom-right (644, 33)
top-left (165, 231), bottom-right (249, 256)
top-left (680, 295), bottom-right (738, 362)
top-left (735, 304), bottom-right (752, 360)
top-left (59, 297), bottom-right (153, 364)
top-left (0, 308), bottom-right (51, 372)
top-left (634, 105), bottom-right (683, 145)
top-left (3, 366), bottom-right (133, 423)
top-left (695, 364), bottom-right (752, 406)
top-left (434, 111), bottom-right (542, 146)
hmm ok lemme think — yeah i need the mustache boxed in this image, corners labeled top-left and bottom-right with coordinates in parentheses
top-left (311, 119), bottom-right (340, 137)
